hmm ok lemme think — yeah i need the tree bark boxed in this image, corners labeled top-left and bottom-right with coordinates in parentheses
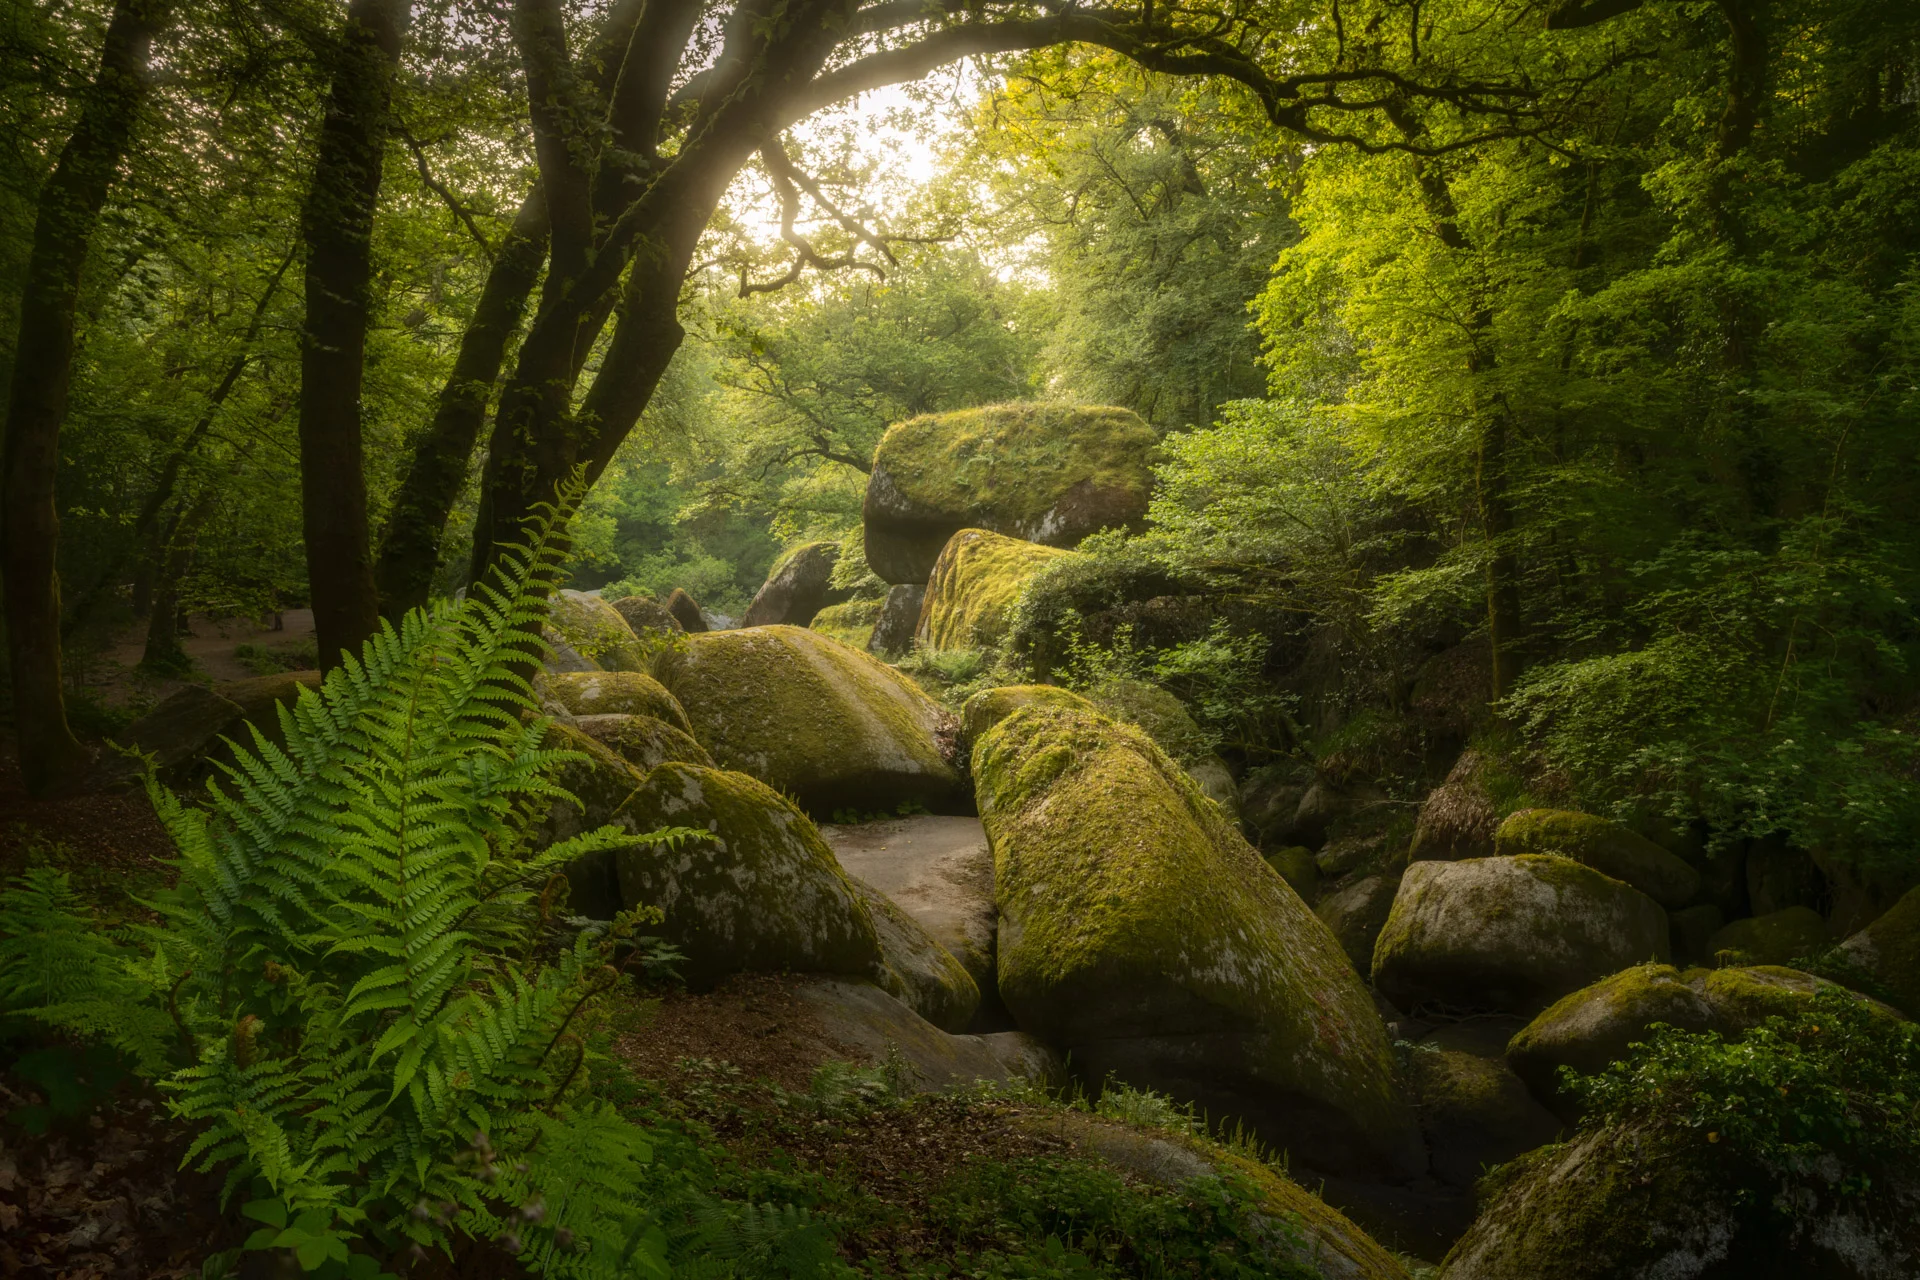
top-left (0, 0), bottom-right (172, 796)
top-left (373, 193), bottom-right (548, 621)
top-left (296, 0), bottom-right (412, 670)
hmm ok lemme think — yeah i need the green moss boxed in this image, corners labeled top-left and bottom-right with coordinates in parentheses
top-left (973, 702), bottom-right (1420, 1175)
top-left (1834, 884), bottom-right (1920, 1017)
top-left (958, 684), bottom-right (1095, 748)
top-left (1266, 846), bottom-right (1318, 900)
top-left (920, 529), bottom-right (1078, 651)
top-left (656, 625), bottom-right (967, 817)
top-left (1695, 963), bottom-right (1832, 1029)
top-left (611, 762), bottom-right (884, 987)
top-left (872, 403), bottom-right (1157, 530)
top-left (1706, 906), bottom-right (1829, 967)
top-left (575, 713), bottom-right (714, 773)
top-left (1493, 808), bottom-right (1700, 908)
top-left (544, 670), bottom-right (692, 732)
top-left (809, 598), bottom-right (882, 650)
top-left (547, 591), bottom-right (649, 672)
top-left (1084, 677), bottom-right (1213, 765)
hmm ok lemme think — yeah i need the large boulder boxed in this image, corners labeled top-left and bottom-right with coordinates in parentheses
top-left (794, 980), bottom-right (1064, 1093)
top-left (1706, 905), bottom-right (1828, 966)
top-left (574, 714), bottom-right (714, 773)
top-left (610, 762), bottom-right (884, 988)
top-left (1504, 964), bottom-right (1889, 1118)
top-left (1084, 678), bottom-right (1236, 822)
top-left (1493, 809), bottom-right (1701, 908)
top-left (958, 684), bottom-right (1095, 750)
top-left (820, 815), bottom-right (999, 1008)
top-left (112, 672), bottom-right (319, 782)
top-left (917, 528), bottom-right (1077, 651)
top-left (1371, 856), bottom-right (1670, 1015)
top-left (546, 590), bottom-right (648, 672)
top-left (1407, 749), bottom-right (1500, 863)
top-left (809, 599), bottom-right (881, 650)
top-left (847, 876), bottom-right (981, 1033)
top-left (1439, 1119), bottom-right (1920, 1279)
top-left (532, 723), bottom-right (649, 918)
top-left (975, 702), bottom-right (1423, 1180)
top-left (1832, 884), bottom-right (1920, 1015)
top-left (665, 588), bottom-right (708, 633)
top-left (743, 541), bottom-right (852, 628)
top-left (542, 670), bottom-right (692, 732)
top-left (863, 403), bottom-right (1157, 585)
top-left (657, 626), bottom-right (968, 818)
top-left (865, 583), bottom-right (925, 658)
top-left (609, 593), bottom-right (682, 641)
top-left (1316, 874), bottom-right (1401, 974)
top-left (1408, 1046), bottom-right (1562, 1191)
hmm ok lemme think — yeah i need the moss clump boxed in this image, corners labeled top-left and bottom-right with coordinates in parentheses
top-left (1493, 808), bottom-right (1701, 908)
top-left (1706, 906), bottom-right (1829, 967)
top-left (611, 762), bottom-right (884, 987)
top-left (1832, 884), bottom-right (1920, 1017)
top-left (542, 670), bottom-right (692, 732)
top-left (871, 403), bottom-right (1156, 537)
top-left (809, 598), bottom-right (882, 650)
top-left (957, 684), bottom-right (1094, 749)
top-left (547, 590), bottom-right (649, 672)
top-left (974, 702), bottom-right (1422, 1179)
top-left (657, 625), bottom-right (968, 818)
top-left (1084, 677), bottom-right (1213, 764)
top-left (575, 713), bottom-right (713, 773)
top-left (1506, 964), bottom-right (1716, 1111)
top-left (919, 529), bottom-right (1078, 651)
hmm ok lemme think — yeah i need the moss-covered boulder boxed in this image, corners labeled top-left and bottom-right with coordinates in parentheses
top-left (1833, 884), bottom-right (1920, 1016)
top-left (917, 528), bottom-right (1078, 652)
top-left (1267, 846), bottom-right (1320, 901)
top-left (542, 670), bottom-right (692, 732)
top-left (1372, 856), bottom-right (1671, 1015)
top-left (609, 593), bottom-right (682, 640)
top-left (848, 875), bottom-right (981, 1033)
top-left (1037, 1111), bottom-right (1412, 1280)
top-left (958, 684), bottom-right (1095, 751)
top-left (575, 713), bottom-right (713, 773)
top-left (1438, 1119), bottom-right (1920, 1279)
top-left (975, 702), bottom-right (1423, 1180)
top-left (1084, 678), bottom-right (1236, 820)
top-left (1408, 749), bottom-right (1500, 863)
top-left (743, 540), bottom-right (853, 628)
top-left (665, 588), bottom-right (707, 633)
top-left (110, 673), bottom-right (321, 785)
top-left (866, 583), bottom-right (924, 658)
top-left (809, 598), bottom-right (881, 651)
top-left (795, 979), bottom-right (1066, 1093)
top-left (1315, 874), bottom-right (1399, 973)
top-left (658, 625), bottom-right (968, 818)
top-left (863, 403), bottom-right (1157, 585)
top-left (1493, 809), bottom-right (1701, 909)
top-left (1409, 1046), bottom-right (1562, 1190)
top-left (530, 722), bottom-right (649, 919)
top-left (1505, 964), bottom-right (1717, 1115)
top-left (1707, 905), bottom-right (1829, 966)
top-left (611, 762), bottom-right (884, 987)
top-left (546, 590), bottom-right (649, 672)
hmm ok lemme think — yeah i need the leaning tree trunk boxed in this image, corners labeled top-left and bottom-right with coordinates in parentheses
top-left (0, 0), bottom-right (173, 796)
top-left (296, 0), bottom-right (412, 670)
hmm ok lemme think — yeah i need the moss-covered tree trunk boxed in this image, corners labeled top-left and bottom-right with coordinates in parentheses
top-left (0, 0), bottom-right (173, 795)
top-left (296, 0), bottom-right (412, 669)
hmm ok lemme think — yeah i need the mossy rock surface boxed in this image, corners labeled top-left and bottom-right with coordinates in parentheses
top-left (809, 598), bottom-right (881, 651)
top-left (547, 590), bottom-right (649, 672)
top-left (1408, 749), bottom-right (1499, 863)
top-left (531, 722), bottom-right (648, 919)
top-left (657, 626), bottom-right (968, 818)
top-left (574, 713), bottom-right (713, 773)
top-left (1707, 905), bottom-right (1829, 966)
top-left (1833, 884), bottom-right (1920, 1016)
top-left (1505, 964), bottom-right (1717, 1115)
top-left (864, 403), bottom-right (1157, 584)
top-left (847, 874), bottom-right (982, 1033)
top-left (1408, 1046), bottom-right (1561, 1191)
top-left (1438, 1119), bottom-right (1920, 1279)
top-left (1314, 874), bottom-right (1399, 974)
top-left (1493, 809), bottom-right (1701, 908)
top-left (611, 762), bottom-right (884, 987)
top-left (866, 583), bottom-right (925, 658)
top-left (744, 540), bottom-right (852, 628)
top-left (1267, 846), bottom-right (1320, 901)
top-left (542, 670), bottom-right (691, 732)
top-left (958, 684), bottom-right (1095, 751)
top-left (1371, 855), bottom-right (1671, 1015)
top-left (974, 702), bottom-right (1423, 1180)
top-left (794, 979), bottom-right (1065, 1093)
top-left (917, 528), bottom-right (1078, 651)
top-left (1037, 1111), bottom-right (1411, 1280)
top-left (665, 588), bottom-right (707, 633)
top-left (609, 593), bottom-right (682, 639)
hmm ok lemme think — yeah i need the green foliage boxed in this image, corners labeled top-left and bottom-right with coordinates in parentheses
top-left (1571, 988), bottom-right (1920, 1176)
top-left (1092, 1083), bottom-right (1202, 1135)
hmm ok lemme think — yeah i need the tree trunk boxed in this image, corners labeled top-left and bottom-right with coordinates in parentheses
top-left (139, 500), bottom-right (209, 673)
top-left (0, 0), bottom-right (173, 796)
top-left (296, 0), bottom-right (412, 670)
top-left (1477, 403), bottom-right (1526, 701)
top-left (372, 193), bottom-right (548, 621)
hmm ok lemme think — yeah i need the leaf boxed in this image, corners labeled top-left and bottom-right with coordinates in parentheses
top-left (242, 1198), bottom-right (288, 1229)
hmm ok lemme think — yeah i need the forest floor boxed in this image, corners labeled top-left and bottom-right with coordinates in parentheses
top-left (67, 608), bottom-right (320, 720)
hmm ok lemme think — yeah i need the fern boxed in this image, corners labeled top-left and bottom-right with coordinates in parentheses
top-left (0, 486), bottom-right (706, 1276)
